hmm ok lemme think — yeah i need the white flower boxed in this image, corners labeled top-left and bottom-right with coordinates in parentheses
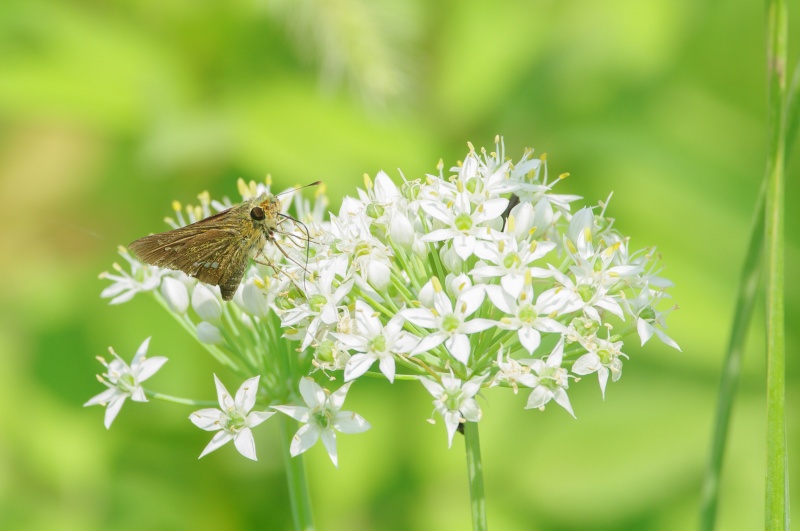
top-left (622, 286), bottom-right (681, 351)
top-left (418, 190), bottom-right (508, 260)
top-left (99, 248), bottom-right (165, 304)
top-left (281, 267), bottom-right (354, 350)
top-left (472, 235), bottom-right (554, 298)
top-left (84, 337), bottom-right (167, 428)
top-left (333, 301), bottom-right (417, 383)
top-left (419, 373), bottom-right (486, 447)
top-left (572, 337), bottom-right (628, 398)
top-left (189, 375), bottom-right (274, 461)
top-left (273, 378), bottom-right (371, 467)
top-left (490, 349), bottom-right (537, 392)
top-left (486, 275), bottom-right (568, 355)
top-left (522, 341), bottom-right (575, 417)
top-left (402, 279), bottom-right (495, 364)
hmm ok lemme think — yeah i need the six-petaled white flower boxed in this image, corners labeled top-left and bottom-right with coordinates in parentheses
top-left (420, 373), bottom-right (486, 447)
top-left (522, 340), bottom-right (575, 418)
top-left (189, 375), bottom-right (274, 461)
top-left (273, 378), bottom-right (371, 467)
top-left (84, 337), bottom-right (167, 429)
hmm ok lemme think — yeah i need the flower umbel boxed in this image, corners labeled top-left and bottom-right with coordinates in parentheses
top-left (84, 337), bottom-right (167, 428)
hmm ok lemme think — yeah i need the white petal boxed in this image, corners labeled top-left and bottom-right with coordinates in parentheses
top-left (443, 411), bottom-right (461, 448)
top-left (500, 274), bottom-right (524, 299)
top-left (233, 428), bottom-right (258, 460)
top-left (461, 318), bottom-right (495, 334)
top-left (234, 376), bottom-right (261, 413)
top-left (190, 408), bottom-right (225, 431)
top-left (136, 356), bottom-right (168, 382)
top-left (333, 411), bottom-right (371, 433)
top-left (299, 377), bottom-right (326, 409)
top-left (271, 405), bottom-right (310, 422)
top-left (418, 377), bottom-right (444, 398)
top-left (198, 431), bottom-right (233, 459)
top-left (526, 386), bottom-right (552, 409)
top-left (461, 376), bottom-right (486, 398)
top-left (247, 410), bottom-right (274, 428)
top-left (597, 367), bottom-right (609, 398)
top-left (459, 400), bottom-right (481, 422)
top-left (401, 308), bottom-right (438, 329)
top-left (572, 353), bottom-right (598, 376)
top-left (103, 395), bottom-right (127, 429)
top-left (133, 337), bottom-right (152, 363)
top-left (453, 234), bottom-right (476, 260)
top-left (321, 429), bottom-right (338, 467)
top-left (445, 334), bottom-right (471, 364)
top-left (378, 355), bottom-right (396, 383)
top-left (637, 318), bottom-right (654, 346)
top-left (344, 354), bottom-right (376, 382)
top-left (458, 286), bottom-right (486, 317)
top-left (485, 285), bottom-right (515, 314)
top-left (290, 423), bottom-right (321, 456)
top-left (518, 327), bottom-right (541, 355)
top-left (552, 388), bottom-right (576, 418)
top-left (595, 298), bottom-right (624, 318)
top-left (420, 228), bottom-right (458, 242)
top-left (654, 327), bottom-right (682, 351)
top-left (410, 333), bottom-right (446, 355)
top-left (328, 382), bottom-right (353, 411)
top-left (213, 375), bottom-right (234, 410)
top-left (84, 388), bottom-right (117, 407)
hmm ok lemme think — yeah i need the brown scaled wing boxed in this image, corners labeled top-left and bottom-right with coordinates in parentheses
top-left (128, 208), bottom-right (253, 301)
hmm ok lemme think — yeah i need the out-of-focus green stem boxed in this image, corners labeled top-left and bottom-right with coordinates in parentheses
top-left (463, 421), bottom-right (487, 531)
top-left (699, 183), bottom-right (764, 531)
top-left (764, 0), bottom-right (788, 528)
top-left (279, 414), bottom-right (315, 531)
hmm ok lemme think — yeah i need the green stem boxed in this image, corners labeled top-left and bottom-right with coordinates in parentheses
top-left (145, 390), bottom-right (217, 407)
top-left (765, 0), bottom-right (789, 529)
top-left (699, 183), bottom-right (765, 531)
top-left (463, 421), bottom-right (487, 531)
top-left (279, 414), bottom-right (315, 531)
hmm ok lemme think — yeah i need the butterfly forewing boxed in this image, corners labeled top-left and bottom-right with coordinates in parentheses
top-left (128, 203), bottom-right (263, 300)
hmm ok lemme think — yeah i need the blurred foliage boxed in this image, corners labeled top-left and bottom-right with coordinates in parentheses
top-left (0, 0), bottom-right (798, 530)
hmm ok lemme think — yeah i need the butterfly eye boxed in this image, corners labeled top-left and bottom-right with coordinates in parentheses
top-left (250, 206), bottom-right (266, 221)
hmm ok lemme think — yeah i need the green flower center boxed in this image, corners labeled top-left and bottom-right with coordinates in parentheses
top-left (577, 285), bottom-right (593, 302)
top-left (442, 314), bottom-right (461, 333)
top-left (366, 203), bottom-right (384, 219)
top-left (369, 335), bottom-right (387, 353)
top-left (597, 348), bottom-right (613, 365)
top-left (315, 339), bottom-right (336, 362)
top-left (355, 241), bottom-right (371, 258)
top-left (443, 390), bottom-right (463, 411)
top-left (518, 304), bottom-right (537, 323)
top-left (223, 410), bottom-right (246, 433)
top-left (503, 252), bottom-right (521, 269)
top-left (454, 213), bottom-right (473, 232)
top-left (312, 410), bottom-right (332, 429)
top-left (465, 179), bottom-right (478, 194)
top-left (570, 317), bottom-right (599, 336)
top-left (309, 294), bottom-right (328, 313)
top-left (639, 307), bottom-right (656, 321)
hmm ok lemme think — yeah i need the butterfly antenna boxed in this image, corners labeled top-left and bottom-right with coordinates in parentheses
top-left (275, 180), bottom-right (322, 197)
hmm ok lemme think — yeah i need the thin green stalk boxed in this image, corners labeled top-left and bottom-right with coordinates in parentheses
top-left (699, 183), bottom-right (765, 530)
top-left (463, 421), bottom-right (487, 531)
top-left (764, 0), bottom-right (788, 527)
top-left (279, 414), bottom-right (315, 531)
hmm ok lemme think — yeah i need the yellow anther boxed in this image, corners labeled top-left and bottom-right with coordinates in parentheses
top-left (266, 174), bottom-right (273, 186)
top-left (172, 200), bottom-right (181, 212)
top-left (431, 277), bottom-right (443, 293)
top-left (529, 240), bottom-right (538, 252)
top-left (237, 178), bottom-right (249, 197)
top-left (467, 141), bottom-right (475, 152)
top-left (363, 173), bottom-right (373, 190)
top-left (558, 172), bottom-right (570, 180)
top-left (494, 134), bottom-right (500, 144)
top-left (540, 153), bottom-right (547, 161)
top-left (506, 216), bottom-right (515, 233)
top-left (437, 158), bottom-right (444, 171)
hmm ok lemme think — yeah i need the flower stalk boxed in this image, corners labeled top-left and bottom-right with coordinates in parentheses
top-left (463, 421), bottom-right (487, 531)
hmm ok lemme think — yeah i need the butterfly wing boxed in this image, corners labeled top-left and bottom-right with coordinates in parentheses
top-left (129, 208), bottom-right (258, 300)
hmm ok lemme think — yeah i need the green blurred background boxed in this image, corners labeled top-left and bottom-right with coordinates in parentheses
top-left (1, 0), bottom-right (798, 529)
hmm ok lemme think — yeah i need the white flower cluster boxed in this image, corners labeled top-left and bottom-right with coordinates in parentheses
top-left (90, 137), bottom-right (679, 460)
top-left (271, 137), bottom-right (680, 446)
